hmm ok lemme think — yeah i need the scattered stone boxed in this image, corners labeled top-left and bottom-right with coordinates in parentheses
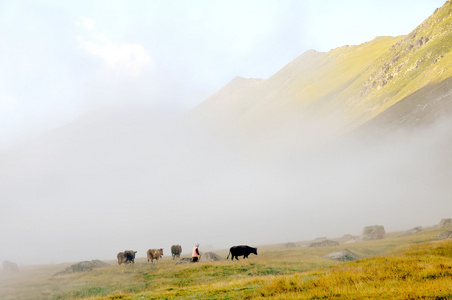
top-left (309, 240), bottom-right (339, 247)
top-left (399, 226), bottom-right (423, 236)
top-left (54, 259), bottom-right (110, 276)
top-left (362, 225), bottom-right (386, 241)
top-left (439, 219), bottom-right (452, 228)
top-left (325, 249), bottom-right (360, 261)
top-left (438, 230), bottom-right (452, 240)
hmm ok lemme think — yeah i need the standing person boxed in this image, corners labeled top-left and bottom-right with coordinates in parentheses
top-left (192, 243), bottom-right (201, 262)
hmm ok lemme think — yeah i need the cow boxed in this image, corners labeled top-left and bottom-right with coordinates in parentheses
top-left (117, 252), bottom-right (126, 265)
top-left (124, 250), bottom-right (137, 264)
top-left (117, 250), bottom-right (137, 265)
top-left (3, 260), bottom-right (19, 273)
top-left (171, 245), bottom-right (182, 260)
top-left (147, 248), bottom-right (164, 264)
top-left (227, 245), bottom-right (258, 261)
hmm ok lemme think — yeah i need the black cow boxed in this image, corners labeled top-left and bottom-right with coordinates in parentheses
top-left (123, 250), bottom-right (137, 264)
top-left (227, 245), bottom-right (258, 260)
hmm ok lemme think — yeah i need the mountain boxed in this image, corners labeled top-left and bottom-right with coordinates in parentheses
top-left (2, 1), bottom-right (452, 266)
top-left (193, 1), bottom-right (452, 135)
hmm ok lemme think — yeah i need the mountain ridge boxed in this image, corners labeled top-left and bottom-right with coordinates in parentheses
top-left (193, 1), bottom-right (452, 135)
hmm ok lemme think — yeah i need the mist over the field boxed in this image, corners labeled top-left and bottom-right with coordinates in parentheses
top-left (1, 106), bottom-right (451, 265)
top-left (1, 0), bottom-right (449, 267)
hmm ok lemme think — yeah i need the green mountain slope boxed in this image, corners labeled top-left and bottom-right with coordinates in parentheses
top-left (193, 1), bottom-right (452, 134)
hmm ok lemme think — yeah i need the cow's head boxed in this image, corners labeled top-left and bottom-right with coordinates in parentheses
top-left (252, 248), bottom-right (258, 255)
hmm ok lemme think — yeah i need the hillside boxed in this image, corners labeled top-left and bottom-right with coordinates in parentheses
top-left (193, 0), bottom-right (452, 134)
top-left (362, 76), bottom-right (452, 130)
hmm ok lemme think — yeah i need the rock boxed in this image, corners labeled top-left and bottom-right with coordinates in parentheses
top-left (342, 234), bottom-right (356, 239)
top-left (175, 252), bottom-right (224, 264)
top-left (439, 219), bottom-right (452, 228)
top-left (399, 226), bottom-right (423, 236)
top-left (54, 259), bottom-right (110, 275)
top-left (344, 238), bottom-right (360, 244)
top-left (175, 258), bottom-right (193, 265)
top-left (309, 240), bottom-right (339, 247)
top-left (284, 242), bottom-right (296, 248)
top-left (362, 225), bottom-right (386, 241)
top-left (325, 249), bottom-right (360, 261)
top-left (201, 252), bottom-right (223, 262)
top-left (342, 234), bottom-right (360, 243)
top-left (438, 230), bottom-right (452, 240)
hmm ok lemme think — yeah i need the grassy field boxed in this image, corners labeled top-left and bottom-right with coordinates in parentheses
top-left (1, 227), bottom-right (451, 299)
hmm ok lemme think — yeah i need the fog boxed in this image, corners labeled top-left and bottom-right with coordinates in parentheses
top-left (0, 0), bottom-right (448, 267)
top-left (1, 106), bottom-right (451, 266)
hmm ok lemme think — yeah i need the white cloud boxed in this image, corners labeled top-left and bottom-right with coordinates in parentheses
top-left (76, 17), bottom-right (152, 77)
top-left (0, 73), bottom-right (16, 112)
top-left (81, 17), bottom-right (94, 30)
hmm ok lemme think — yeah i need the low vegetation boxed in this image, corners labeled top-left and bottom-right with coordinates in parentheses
top-left (1, 227), bottom-right (451, 299)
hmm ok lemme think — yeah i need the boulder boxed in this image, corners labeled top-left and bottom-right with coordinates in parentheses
top-left (342, 234), bottom-right (360, 244)
top-left (439, 219), bottom-right (452, 228)
top-left (200, 252), bottom-right (223, 262)
top-left (175, 252), bottom-right (223, 264)
top-left (284, 242), bottom-right (296, 248)
top-left (362, 225), bottom-right (386, 241)
top-left (54, 259), bottom-right (110, 275)
top-left (175, 258), bottom-right (193, 265)
top-left (325, 249), bottom-right (360, 261)
top-left (342, 234), bottom-right (357, 239)
top-left (438, 230), bottom-right (452, 240)
top-left (399, 226), bottom-right (422, 236)
top-left (309, 240), bottom-right (339, 247)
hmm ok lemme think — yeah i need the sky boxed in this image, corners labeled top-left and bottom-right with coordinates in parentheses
top-left (1, 0), bottom-right (451, 267)
top-left (0, 0), bottom-right (446, 149)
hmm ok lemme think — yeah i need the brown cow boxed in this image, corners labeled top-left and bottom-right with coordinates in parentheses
top-left (117, 252), bottom-right (126, 265)
top-left (3, 260), bottom-right (19, 273)
top-left (171, 245), bottom-right (182, 260)
top-left (147, 248), bottom-right (164, 264)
